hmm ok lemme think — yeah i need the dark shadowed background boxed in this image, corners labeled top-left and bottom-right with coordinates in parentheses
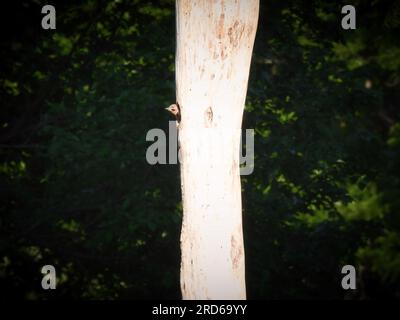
top-left (1, 0), bottom-right (399, 299)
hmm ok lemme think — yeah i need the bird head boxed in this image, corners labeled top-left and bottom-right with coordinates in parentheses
top-left (165, 104), bottom-right (179, 116)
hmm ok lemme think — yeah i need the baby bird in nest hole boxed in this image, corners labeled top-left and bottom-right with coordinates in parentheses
top-left (165, 103), bottom-right (181, 127)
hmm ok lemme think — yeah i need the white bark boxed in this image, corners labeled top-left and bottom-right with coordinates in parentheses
top-left (176, 0), bottom-right (259, 300)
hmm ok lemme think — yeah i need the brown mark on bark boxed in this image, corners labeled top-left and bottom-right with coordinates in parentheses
top-left (181, 0), bottom-right (191, 17)
top-left (217, 13), bottom-right (225, 39)
top-left (200, 66), bottom-right (205, 78)
top-left (221, 49), bottom-right (227, 60)
top-left (204, 106), bottom-right (213, 127)
top-left (228, 20), bottom-right (245, 48)
top-left (230, 234), bottom-right (243, 271)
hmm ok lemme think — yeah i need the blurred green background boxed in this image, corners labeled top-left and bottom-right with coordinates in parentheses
top-left (1, 0), bottom-right (399, 299)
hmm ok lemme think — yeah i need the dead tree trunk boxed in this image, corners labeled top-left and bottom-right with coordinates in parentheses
top-left (176, 0), bottom-right (259, 300)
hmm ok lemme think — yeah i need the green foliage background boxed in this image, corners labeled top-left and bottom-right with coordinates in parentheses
top-left (1, 0), bottom-right (399, 299)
